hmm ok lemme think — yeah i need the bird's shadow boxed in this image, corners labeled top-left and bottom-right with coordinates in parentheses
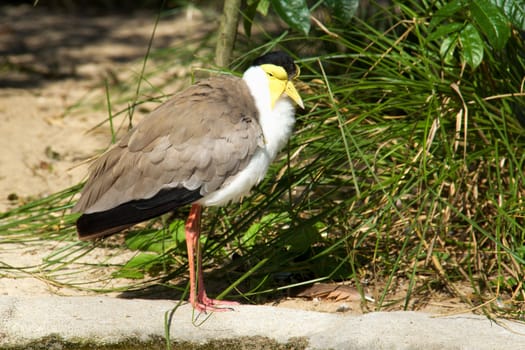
top-left (116, 270), bottom-right (235, 302)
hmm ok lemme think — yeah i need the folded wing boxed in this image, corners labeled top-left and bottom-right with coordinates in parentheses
top-left (73, 75), bottom-right (263, 239)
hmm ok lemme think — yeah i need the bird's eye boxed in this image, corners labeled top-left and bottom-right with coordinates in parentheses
top-left (268, 72), bottom-right (274, 77)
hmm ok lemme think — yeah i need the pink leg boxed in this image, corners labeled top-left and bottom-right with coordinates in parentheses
top-left (185, 204), bottom-right (239, 312)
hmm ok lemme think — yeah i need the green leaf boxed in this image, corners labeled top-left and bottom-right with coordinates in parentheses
top-left (440, 33), bottom-right (459, 64)
top-left (169, 219), bottom-right (186, 245)
top-left (271, 0), bottom-right (311, 34)
top-left (243, 0), bottom-right (270, 37)
top-left (470, 0), bottom-right (511, 50)
top-left (114, 253), bottom-right (159, 279)
top-left (430, 0), bottom-right (468, 28)
top-left (324, 0), bottom-right (359, 24)
top-left (516, 245), bottom-right (525, 259)
top-left (460, 23), bottom-right (485, 68)
top-left (493, 0), bottom-right (525, 30)
top-left (241, 212), bottom-right (289, 248)
top-left (243, 1), bottom-right (258, 37)
top-left (257, 0), bottom-right (271, 16)
top-left (123, 220), bottom-right (185, 254)
top-left (285, 221), bottom-right (323, 254)
top-left (125, 230), bottom-right (160, 251)
top-left (427, 22), bottom-right (465, 43)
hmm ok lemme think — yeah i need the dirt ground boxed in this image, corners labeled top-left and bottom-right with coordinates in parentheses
top-left (0, 3), bottom-right (220, 299)
top-left (0, 4), bottom-right (473, 315)
top-left (0, 4), bottom-right (214, 212)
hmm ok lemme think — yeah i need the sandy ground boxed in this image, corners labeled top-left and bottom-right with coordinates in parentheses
top-left (0, 4), bottom-right (213, 211)
top-left (0, 4), bottom-right (215, 297)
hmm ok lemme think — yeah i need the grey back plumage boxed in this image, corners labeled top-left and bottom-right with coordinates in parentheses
top-left (73, 75), bottom-right (263, 215)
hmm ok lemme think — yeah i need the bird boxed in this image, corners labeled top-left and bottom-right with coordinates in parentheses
top-left (72, 51), bottom-right (304, 312)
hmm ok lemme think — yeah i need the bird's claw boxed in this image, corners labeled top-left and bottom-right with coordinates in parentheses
top-left (193, 295), bottom-right (239, 313)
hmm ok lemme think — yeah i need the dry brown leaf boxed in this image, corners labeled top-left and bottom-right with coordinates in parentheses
top-left (296, 283), bottom-right (361, 301)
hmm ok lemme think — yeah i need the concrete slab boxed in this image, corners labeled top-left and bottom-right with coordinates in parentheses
top-left (1, 295), bottom-right (524, 349)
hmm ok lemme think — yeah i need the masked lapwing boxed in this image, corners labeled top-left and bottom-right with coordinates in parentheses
top-left (73, 51), bottom-right (304, 312)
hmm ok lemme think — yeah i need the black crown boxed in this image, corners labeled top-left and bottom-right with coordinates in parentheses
top-left (253, 51), bottom-right (298, 79)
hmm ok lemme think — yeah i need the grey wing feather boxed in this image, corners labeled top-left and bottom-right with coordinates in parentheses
top-left (73, 75), bottom-right (262, 214)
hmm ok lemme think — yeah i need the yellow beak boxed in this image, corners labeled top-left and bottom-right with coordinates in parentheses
top-left (284, 81), bottom-right (304, 109)
top-left (268, 78), bottom-right (304, 110)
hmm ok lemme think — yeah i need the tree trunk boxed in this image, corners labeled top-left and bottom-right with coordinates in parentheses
top-left (215, 0), bottom-right (241, 68)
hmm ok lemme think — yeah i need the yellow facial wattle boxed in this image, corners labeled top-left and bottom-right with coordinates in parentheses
top-left (261, 64), bottom-right (304, 109)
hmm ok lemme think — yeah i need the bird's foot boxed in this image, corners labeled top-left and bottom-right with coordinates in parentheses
top-left (192, 293), bottom-right (239, 313)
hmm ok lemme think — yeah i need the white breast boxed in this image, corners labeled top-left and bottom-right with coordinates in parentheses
top-left (199, 67), bottom-right (296, 207)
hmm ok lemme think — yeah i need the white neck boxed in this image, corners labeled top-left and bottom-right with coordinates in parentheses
top-left (242, 66), bottom-right (296, 160)
top-left (198, 67), bottom-right (297, 207)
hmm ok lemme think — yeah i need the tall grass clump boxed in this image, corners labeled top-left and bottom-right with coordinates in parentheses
top-left (248, 0), bottom-right (525, 315)
top-left (1, 0), bottom-right (524, 318)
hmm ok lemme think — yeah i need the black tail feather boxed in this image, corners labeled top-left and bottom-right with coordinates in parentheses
top-left (76, 187), bottom-right (202, 240)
